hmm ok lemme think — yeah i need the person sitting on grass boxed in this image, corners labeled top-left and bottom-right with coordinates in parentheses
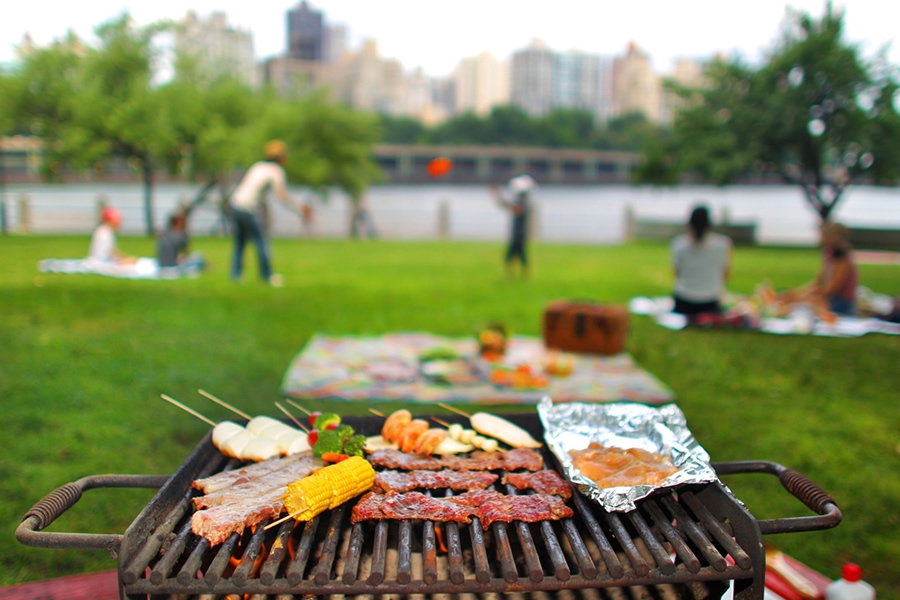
top-left (88, 207), bottom-right (136, 266)
top-left (156, 211), bottom-right (206, 275)
top-left (771, 220), bottom-right (858, 319)
top-left (671, 205), bottom-right (732, 318)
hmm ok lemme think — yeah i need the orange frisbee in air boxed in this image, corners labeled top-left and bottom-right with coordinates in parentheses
top-left (427, 157), bottom-right (453, 178)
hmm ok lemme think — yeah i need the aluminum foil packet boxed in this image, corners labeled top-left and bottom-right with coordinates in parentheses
top-left (537, 397), bottom-right (719, 512)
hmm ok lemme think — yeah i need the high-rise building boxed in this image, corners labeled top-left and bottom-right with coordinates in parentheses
top-left (323, 24), bottom-right (347, 63)
top-left (287, 1), bottom-right (324, 61)
top-left (454, 52), bottom-right (509, 117)
top-left (327, 40), bottom-right (407, 115)
top-left (174, 11), bottom-right (257, 88)
top-left (612, 42), bottom-right (663, 122)
top-left (659, 57), bottom-right (707, 123)
top-left (510, 40), bottom-right (555, 117)
top-left (510, 41), bottom-right (613, 122)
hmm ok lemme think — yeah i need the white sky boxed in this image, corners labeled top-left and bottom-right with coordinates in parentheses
top-left (1, 1), bottom-right (897, 76)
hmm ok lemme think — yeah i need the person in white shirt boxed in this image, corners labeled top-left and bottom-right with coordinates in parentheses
top-left (88, 207), bottom-right (136, 265)
top-left (229, 140), bottom-right (312, 286)
top-left (671, 205), bottom-right (732, 315)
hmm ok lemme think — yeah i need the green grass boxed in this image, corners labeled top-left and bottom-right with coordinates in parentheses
top-left (1, 235), bottom-right (898, 595)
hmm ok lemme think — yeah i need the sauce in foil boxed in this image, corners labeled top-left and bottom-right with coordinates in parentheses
top-left (569, 442), bottom-right (677, 488)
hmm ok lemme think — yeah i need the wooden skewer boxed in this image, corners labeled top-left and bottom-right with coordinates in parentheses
top-left (438, 403), bottom-right (471, 418)
top-left (264, 512), bottom-right (299, 531)
top-left (161, 394), bottom-right (217, 427)
top-left (274, 401), bottom-right (309, 432)
top-left (198, 389), bottom-right (252, 420)
top-left (285, 399), bottom-right (311, 416)
top-left (431, 417), bottom-right (453, 428)
top-left (368, 408), bottom-right (386, 418)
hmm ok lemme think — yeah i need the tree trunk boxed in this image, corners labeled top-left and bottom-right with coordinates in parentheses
top-left (142, 157), bottom-right (155, 236)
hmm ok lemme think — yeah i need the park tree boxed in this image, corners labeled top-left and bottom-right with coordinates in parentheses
top-left (68, 14), bottom-right (173, 235)
top-left (657, 4), bottom-right (900, 222)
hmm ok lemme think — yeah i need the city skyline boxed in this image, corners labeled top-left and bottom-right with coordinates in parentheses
top-left (1, 0), bottom-right (897, 77)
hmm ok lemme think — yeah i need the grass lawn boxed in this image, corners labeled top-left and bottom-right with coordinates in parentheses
top-left (1, 234), bottom-right (898, 596)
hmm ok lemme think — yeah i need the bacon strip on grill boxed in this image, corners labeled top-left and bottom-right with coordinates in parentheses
top-left (191, 487), bottom-right (285, 546)
top-left (503, 470), bottom-right (572, 499)
top-left (368, 448), bottom-right (543, 472)
top-left (192, 454), bottom-right (323, 510)
top-left (351, 491), bottom-right (476, 524)
top-left (192, 451), bottom-right (308, 494)
top-left (373, 469), bottom-right (498, 493)
top-left (351, 490), bottom-right (573, 529)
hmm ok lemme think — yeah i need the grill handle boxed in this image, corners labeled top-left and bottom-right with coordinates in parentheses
top-left (16, 474), bottom-right (169, 556)
top-left (713, 460), bottom-right (842, 535)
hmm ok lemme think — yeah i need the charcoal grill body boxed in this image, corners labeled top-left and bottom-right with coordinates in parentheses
top-left (17, 414), bottom-right (840, 600)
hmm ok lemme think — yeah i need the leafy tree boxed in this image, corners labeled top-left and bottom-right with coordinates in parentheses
top-left (68, 14), bottom-right (173, 235)
top-left (658, 4), bottom-right (900, 221)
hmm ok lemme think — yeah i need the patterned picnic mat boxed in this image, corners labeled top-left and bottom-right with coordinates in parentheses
top-left (281, 332), bottom-right (673, 405)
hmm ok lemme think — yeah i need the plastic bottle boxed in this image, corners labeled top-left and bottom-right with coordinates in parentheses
top-left (825, 563), bottom-right (875, 600)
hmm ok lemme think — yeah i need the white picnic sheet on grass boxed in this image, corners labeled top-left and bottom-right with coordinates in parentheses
top-left (38, 257), bottom-right (200, 280)
top-left (629, 296), bottom-right (900, 337)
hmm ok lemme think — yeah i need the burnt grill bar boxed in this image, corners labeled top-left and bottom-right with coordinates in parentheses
top-left (17, 413), bottom-right (841, 599)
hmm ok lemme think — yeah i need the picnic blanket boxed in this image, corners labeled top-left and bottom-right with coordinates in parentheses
top-left (39, 257), bottom-right (201, 280)
top-left (629, 294), bottom-right (900, 337)
top-left (281, 332), bottom-right (673, 405)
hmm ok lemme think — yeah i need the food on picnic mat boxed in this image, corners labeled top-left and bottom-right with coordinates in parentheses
top-left (489, 364), bottom-right (549, 389)
top-left (568, 443), bottom-right (678, 488)
top-left (477, 323), bottom-right (508, 358)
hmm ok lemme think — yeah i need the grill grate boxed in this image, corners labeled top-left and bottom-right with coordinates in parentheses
top-left (117, 429), bottom-right (765, 599)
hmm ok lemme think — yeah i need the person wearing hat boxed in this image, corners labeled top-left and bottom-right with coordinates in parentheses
top-left (229, 140), bottom-right (313, 286)
top-left (490, 173), bottom-right (536, 278)
top-left (88, 206), bottom-right (136, 265)
top-left (779, 220), bottom-right (858, 316)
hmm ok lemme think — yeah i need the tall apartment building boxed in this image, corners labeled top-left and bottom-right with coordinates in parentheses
top-left (287, 1), bottom-right (324, 60)
top-left (327, 40), bottom-right (407, 115)
top-left (659, 57), bottom-right (707, 123)
top-left (510, 41), bottom-right (613, 122)
top-left (174, 11), bottom-right (257, 88)
top-left (510, 40), bottom-right (555, 117)
top-left (454, 52), bottom-right (510, 117)
top-left (612, 42), bottom-right (663, 122)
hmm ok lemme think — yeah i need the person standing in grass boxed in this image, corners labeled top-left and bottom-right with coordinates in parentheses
top-left (491, 173), bottom-right (536, 278)
top-left (671, 205), bottom-right (732, 316)
top-left (229, 140), bottom-right (312, 287)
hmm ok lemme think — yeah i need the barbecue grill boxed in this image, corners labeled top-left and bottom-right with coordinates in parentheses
top-left (17, 413), bottom-right (841, 599)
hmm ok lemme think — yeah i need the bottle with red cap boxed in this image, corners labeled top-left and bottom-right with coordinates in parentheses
top-left (825, 564), bottom-right (875, 600)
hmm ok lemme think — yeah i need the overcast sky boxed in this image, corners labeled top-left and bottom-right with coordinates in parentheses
top-left (1, 1), bottom-right (897, 76)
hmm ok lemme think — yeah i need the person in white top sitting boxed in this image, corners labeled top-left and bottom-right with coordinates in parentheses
top-left (88, 207), bottom-right (136, 266)
top-left (670, 205), bottom-right (732, 316)
top-left (229, 140), bottom-right (312, 286)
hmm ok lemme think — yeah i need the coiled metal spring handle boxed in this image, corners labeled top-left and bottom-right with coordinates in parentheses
top-left (714, 460), bottom-right (842, 534)
top-left (16, 474), bottom-right (169, 556)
